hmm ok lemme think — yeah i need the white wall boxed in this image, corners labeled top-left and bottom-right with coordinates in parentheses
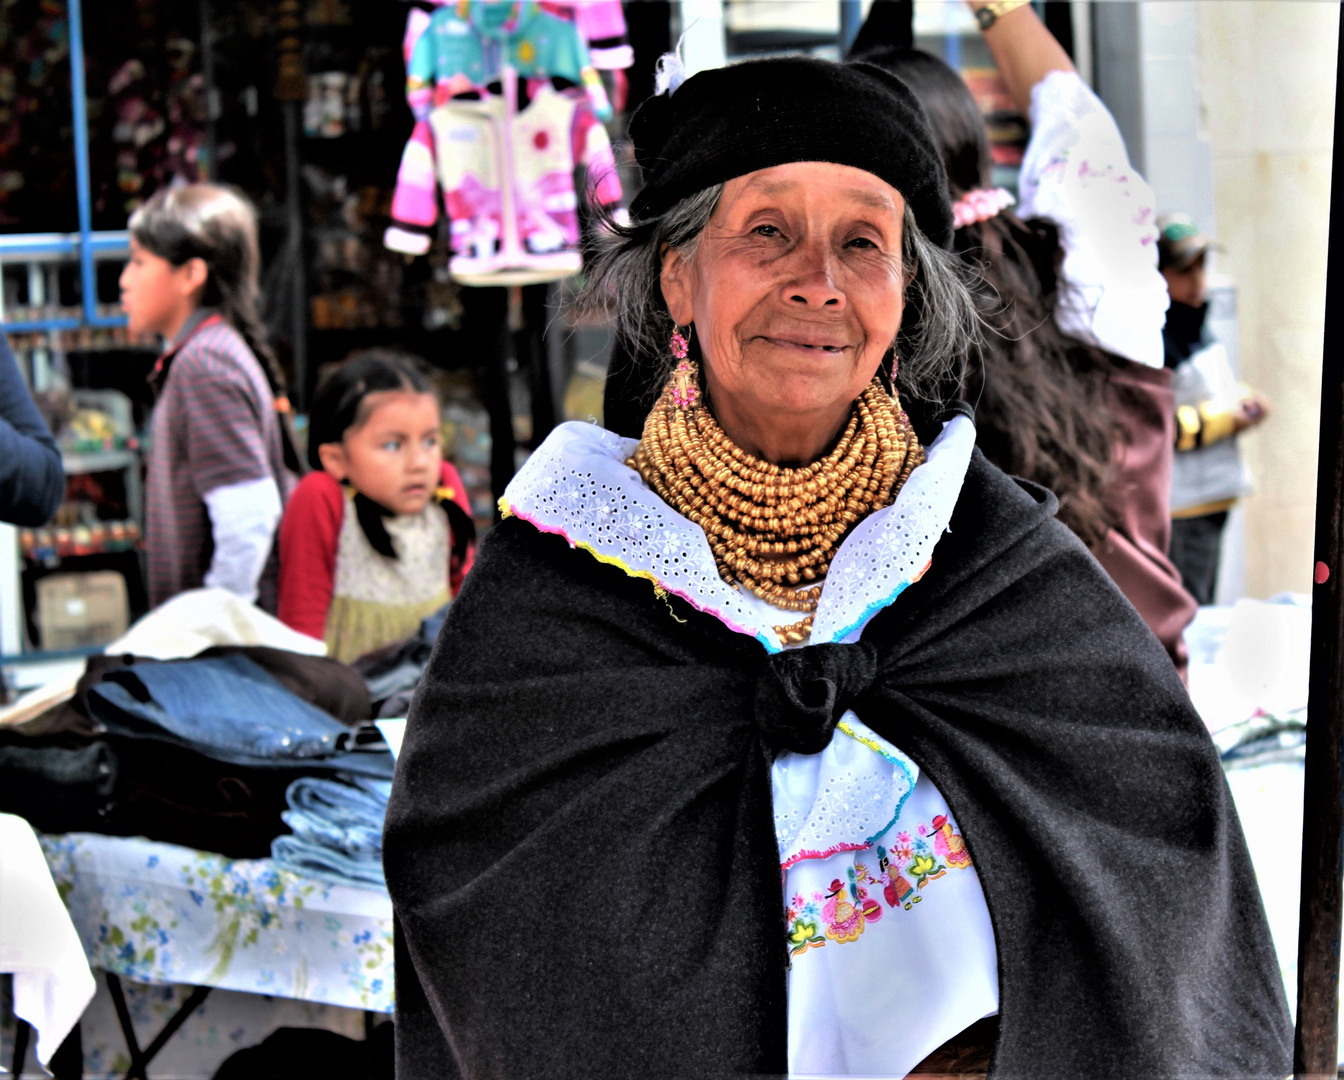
top-left (1197, 0), bottom-right (1338, 599)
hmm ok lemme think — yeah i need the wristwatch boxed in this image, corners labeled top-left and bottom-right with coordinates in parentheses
top-left (974, 0), bottom-right (1032, 32)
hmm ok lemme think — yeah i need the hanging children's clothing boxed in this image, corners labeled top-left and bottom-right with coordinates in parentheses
top-left (384, 0), bottom-right (623, 272)
top-left (407, 0), bottom-right (603, 105)
top-left (428, 82), bottom-right (621, 282)
top-left (400, 0), bottom-right (624, 118)
top-left (540, 2), bottom-right (633, 71)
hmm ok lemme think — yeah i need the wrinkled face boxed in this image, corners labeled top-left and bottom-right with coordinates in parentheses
top-left (660, 162), bottom-right (909, 443)
top-left (318, 390), bottom-right (442, 516)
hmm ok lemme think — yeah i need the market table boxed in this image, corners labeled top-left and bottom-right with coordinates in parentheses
top-left (24, 832), bottom-right (393, 1078)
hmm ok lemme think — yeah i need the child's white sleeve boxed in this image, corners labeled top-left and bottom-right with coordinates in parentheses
top-left (202, 476), bottom-right (284, 603)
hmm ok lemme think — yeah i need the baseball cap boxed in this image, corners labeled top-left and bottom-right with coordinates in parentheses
top-left (1157, 213), bottom-right (1220, 272)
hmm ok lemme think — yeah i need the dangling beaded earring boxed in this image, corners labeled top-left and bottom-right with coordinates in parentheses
top-left (668, 326), bottom-right (698, 408)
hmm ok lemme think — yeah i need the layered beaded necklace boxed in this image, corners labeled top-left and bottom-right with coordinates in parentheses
top-left (630, 358), bottom-right (925, 644)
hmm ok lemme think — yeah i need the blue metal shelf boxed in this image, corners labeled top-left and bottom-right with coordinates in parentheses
top-left (0, 0), bottom-right (134, 664)
top-left (1, 0), bottom-right (128, 330)
top-left (0, 231), bottom-right (130, 261)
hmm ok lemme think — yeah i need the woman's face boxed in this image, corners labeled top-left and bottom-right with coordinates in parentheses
top-left (660, 162), bottom-right (910, 463)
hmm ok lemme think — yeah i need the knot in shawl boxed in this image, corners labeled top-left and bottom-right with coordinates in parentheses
top-left (755, 643), bottom-right (878, 754)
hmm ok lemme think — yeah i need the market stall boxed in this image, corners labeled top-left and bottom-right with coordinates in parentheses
top-left (0, 586), bottom-right (415, 1077)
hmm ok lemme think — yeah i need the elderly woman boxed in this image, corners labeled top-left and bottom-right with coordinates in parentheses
top-left (385, 57), bottom-right (1289, 1080)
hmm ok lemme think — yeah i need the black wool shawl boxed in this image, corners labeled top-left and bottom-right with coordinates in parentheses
top-left (384, 450), bottom-right (1291, 1080)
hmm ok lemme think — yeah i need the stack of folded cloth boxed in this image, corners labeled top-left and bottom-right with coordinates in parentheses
top-left (0, 650), bottom-right (388, 858)
top-left (271, 774), bottom-right (392, 889)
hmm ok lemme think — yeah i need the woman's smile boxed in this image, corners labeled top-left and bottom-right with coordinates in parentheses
top-left (755, 335), bottom-right (853, 356)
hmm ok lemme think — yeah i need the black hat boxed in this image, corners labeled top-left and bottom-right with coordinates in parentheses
top-left (628, 56), bottom-right (954, 249)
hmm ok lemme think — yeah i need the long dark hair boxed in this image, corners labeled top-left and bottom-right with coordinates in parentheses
top-left (856, 47), bottom-right (1118, 547)
top-left (129, 183), bottom-right (304, 477)
top-left (308, 349), bottom-right (475, 563)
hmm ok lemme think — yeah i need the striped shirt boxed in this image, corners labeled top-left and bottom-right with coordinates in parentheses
top-left (145, 311), bottom-right (297, 609)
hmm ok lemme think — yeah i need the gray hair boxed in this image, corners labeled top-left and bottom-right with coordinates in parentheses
top-left (577, 187), bottom-right (980, 410)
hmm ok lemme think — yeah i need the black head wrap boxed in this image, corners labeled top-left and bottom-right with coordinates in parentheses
top-left (628, 55), bottom-right (953, 248)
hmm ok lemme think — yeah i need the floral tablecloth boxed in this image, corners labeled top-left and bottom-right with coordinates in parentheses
top-left (37, 833), bottom-right (394, 1014)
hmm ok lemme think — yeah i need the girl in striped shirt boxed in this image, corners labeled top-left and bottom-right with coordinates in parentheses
top-left (121, 184), bottom-right (302, 610)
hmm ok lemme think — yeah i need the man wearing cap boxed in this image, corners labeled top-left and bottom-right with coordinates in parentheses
top-left (1159, 212), bottom-right (1269, 605)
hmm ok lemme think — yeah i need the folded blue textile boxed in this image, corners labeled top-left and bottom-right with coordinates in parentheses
top-left (271, 834), bottom-right (386, 890)
top-left (94, 653), bottom-right (344, 756)
top-left (271, 774), bottom-right (392, 890)
top-left (88, 655), bottom-right (394, 779)
top-left (282, 775), bottom-right (392, 857)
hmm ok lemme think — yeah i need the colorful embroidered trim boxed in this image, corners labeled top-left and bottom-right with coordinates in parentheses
top-left (824, 558), bottom-right (933, 647)
top-left (781, 841), bottom-right (873, 872)
top-left (838, 717), bottom-right (917, 841)
top-left (499, 496), bottom-right (936, 658)
top-left (785, 814), bottom-right (974, 956)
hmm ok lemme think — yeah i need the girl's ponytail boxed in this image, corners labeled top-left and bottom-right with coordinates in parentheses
top-left (129, 184), bottom-right (306, 476)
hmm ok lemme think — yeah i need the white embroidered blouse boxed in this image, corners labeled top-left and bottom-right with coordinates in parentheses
top-left (1018, 69), bottom-right (1171, 370)
top-left (502, 416), bottom-right (998, 1078)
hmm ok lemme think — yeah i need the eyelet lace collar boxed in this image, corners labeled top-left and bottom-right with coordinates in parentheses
top-left (500, 415), bottom-right (976, 652)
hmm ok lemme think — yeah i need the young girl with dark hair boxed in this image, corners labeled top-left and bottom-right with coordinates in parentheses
top-left (120, 183), bottom-right (300, 610)
top-left (856, 4), bottom-right (1197, 675)
top-left (277, 351), bottom-right (475, 662)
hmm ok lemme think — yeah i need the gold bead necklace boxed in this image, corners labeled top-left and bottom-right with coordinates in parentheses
top-left (630, 359), bottom-right (924, 644)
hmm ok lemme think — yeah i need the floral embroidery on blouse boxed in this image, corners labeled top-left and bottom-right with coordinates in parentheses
top-left (784, 814), bottom-right (973, 956)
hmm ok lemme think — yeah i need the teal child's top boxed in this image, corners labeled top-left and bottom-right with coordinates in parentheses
top-left (408, 0), bottom-right (592, 92)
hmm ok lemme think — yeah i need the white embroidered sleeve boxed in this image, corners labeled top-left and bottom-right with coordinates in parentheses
top-left (1017, 70), bottom-right (1170, 369)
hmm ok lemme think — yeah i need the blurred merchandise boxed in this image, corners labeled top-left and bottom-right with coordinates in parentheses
top-left (304, 71), bottom-right (351, 138)
top-left (58, 389), bottom-right (136, 453)
top-left (440, 395), bottom-right (494, 529)
top-left (35, 570), bottom-right (129, 650)
top-left (20, 520), bottom-right (140, 562)
top-left (962, 67), bottom-right (1027, 173)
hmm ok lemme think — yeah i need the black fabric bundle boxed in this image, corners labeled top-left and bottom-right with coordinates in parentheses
top-left (385, 451), bottom-right (1291, 1079)
top-left (0, 647), bottom-right (380, 857)
top-left (628, 55), bottom-right (954, 248)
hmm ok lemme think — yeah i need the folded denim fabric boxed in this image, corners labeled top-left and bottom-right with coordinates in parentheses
top-left (271, 834), bottom-right (387, 890)
top-left (93, 654), bottom-right (346, 758)
top-left (288, 774), bottom-right (392, 816)
top-left (87, 655), bottom-right (393, 780)
top-left (356, 606), bottom-right (448, 705)
top-left (281, 775), bottom-right (392, 858)
top-left (283, 807), bottom-right (383, 857)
